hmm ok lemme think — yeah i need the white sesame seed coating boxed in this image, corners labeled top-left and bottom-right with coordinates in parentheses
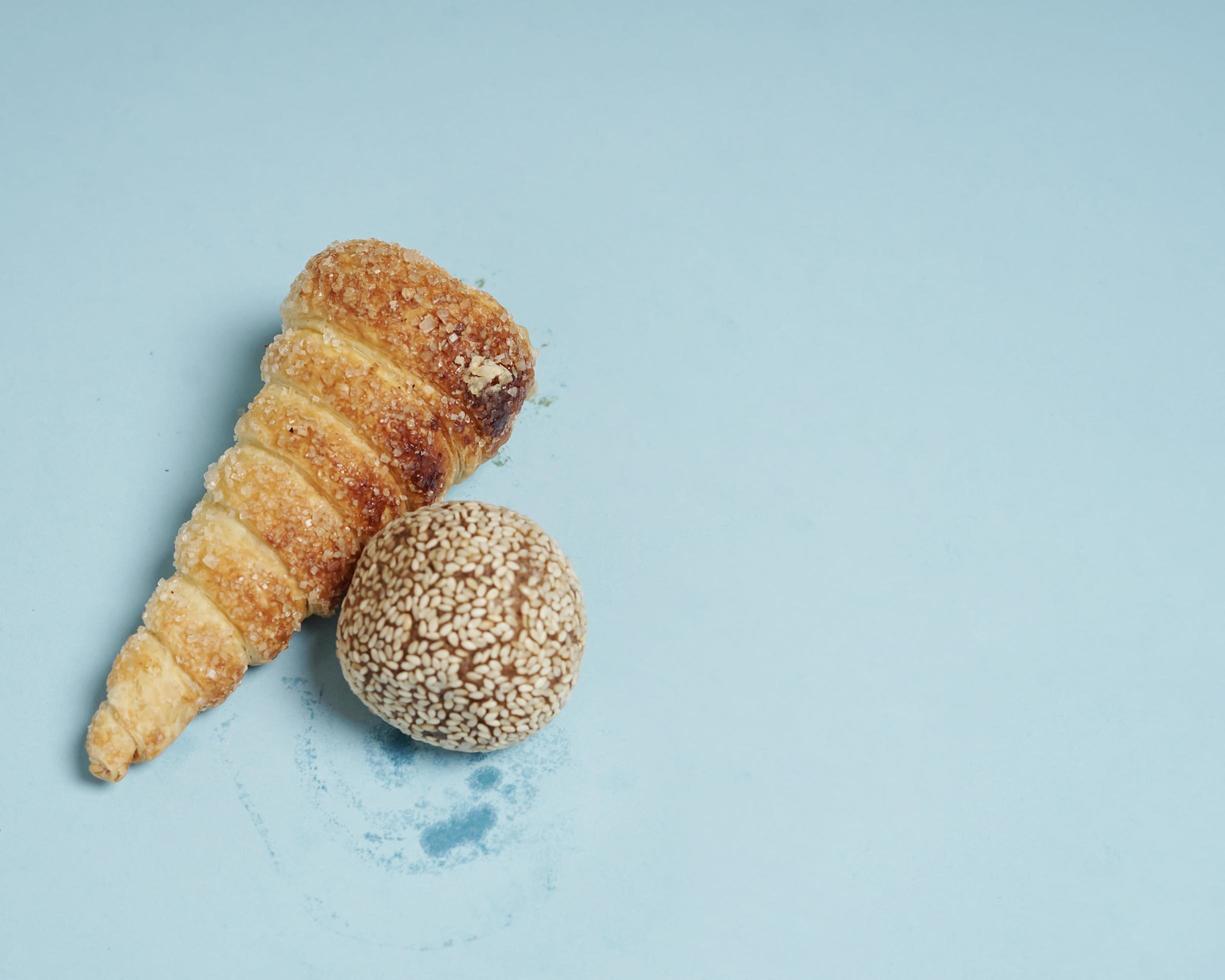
top-left (336, 501), bottom-right (586, 751)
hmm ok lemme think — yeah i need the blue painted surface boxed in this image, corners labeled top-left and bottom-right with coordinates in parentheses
top-left (3, 1), bottom-right (1225, 977)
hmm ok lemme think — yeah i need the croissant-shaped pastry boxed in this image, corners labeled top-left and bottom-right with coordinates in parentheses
top-left (85, 240), bottom-right (536, 781)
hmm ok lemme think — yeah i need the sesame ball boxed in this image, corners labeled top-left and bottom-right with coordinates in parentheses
top-left (336, 501), bottom-right (586, 751)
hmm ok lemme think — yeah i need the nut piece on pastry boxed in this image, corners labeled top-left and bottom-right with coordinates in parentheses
top-left (336, 501), bottom-right (586, 752)
top-left (85, 241), bottom-right (536, 781)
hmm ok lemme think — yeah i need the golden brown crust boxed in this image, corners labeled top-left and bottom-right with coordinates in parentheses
top-left (262, 328), bottom-right (458, 502)
top-left (204, 445), bottom-right (359, 614)
top-left (174, 504), bottom-right (306, 662)
top-left (282, 239), bottom-right (535, 470)
top-left (143, 575), bottom-right (247, 706)
top-left (236, 383), bottom-right (406, 539)
top-left (86, 240), bottom-right (537, 781)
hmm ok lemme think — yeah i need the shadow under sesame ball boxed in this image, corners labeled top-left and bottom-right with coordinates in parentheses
top-left (335, 501), bottom-right (586, 751)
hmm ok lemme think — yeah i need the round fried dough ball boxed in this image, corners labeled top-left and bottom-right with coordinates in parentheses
top-left (336, 501), bottom-right (586, 751)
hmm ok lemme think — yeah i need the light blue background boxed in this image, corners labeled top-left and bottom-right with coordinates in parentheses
top-left (2, 1), bottom-right (1224, 977)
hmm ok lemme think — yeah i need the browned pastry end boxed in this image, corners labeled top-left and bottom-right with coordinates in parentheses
top-left (85, 240), bottom-right (536, 781)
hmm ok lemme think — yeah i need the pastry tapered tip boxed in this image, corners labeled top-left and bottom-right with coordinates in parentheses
top-left (85, 702), bottom-right (136, 782)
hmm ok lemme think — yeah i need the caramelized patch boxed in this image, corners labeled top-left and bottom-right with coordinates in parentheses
top-left (281, 239), bottom-right (535, 455)
top-left (237, 384), bottom-right (407, 537)
top-left (261, 328), bottom-right (457, 506)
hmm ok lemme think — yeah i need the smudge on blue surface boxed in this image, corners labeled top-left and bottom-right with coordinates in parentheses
top-left (498, 781), bottom-right (522, 804)
top-left (255, 675), bottom-right (570, 874)
top-left (364, 723), bottom-right (418, 786)
top-left (233, 773), bottom-right (280, 870)
top-left (213, 714), bottom-right (281, 870)
top-left (299, 736), bottom-right (327, 795)
top-left (216, 686), bottom-right (569, 951)
top-left (282, 675), bottom-right (319, 720)
top-left (467, 766), bottom-right (501, 791)
top-left (420, 805), bottom-right (497, 857)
